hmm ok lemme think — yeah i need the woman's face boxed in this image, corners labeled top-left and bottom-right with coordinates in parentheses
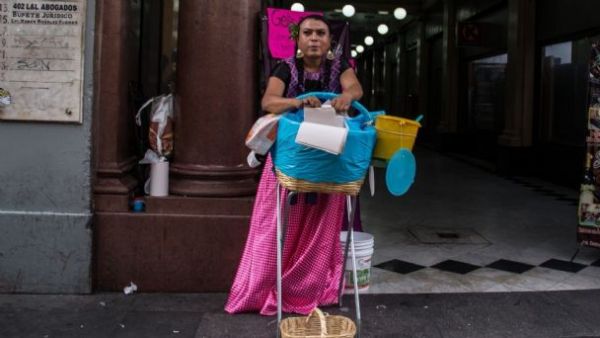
top-left (297, 19), bottom-right (331, 59)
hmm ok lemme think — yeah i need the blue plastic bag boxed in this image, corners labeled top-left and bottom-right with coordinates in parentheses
top-left (272, 92), bottom-right (377, 185)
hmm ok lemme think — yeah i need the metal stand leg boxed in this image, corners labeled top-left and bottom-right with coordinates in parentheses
top-left (276, 184), bottom-right (282, 338)
top-left (338, 197), bottom-right (354, 306)
top-left (338, 195), bottom-right (361, 338)
top-left (570, 242), bottom-right (583, 262)
top-left (276, 184), bottom-right (295, 338)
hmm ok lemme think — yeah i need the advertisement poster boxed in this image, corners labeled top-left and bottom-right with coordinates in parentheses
top-left (578, 40), bottom-right (600, 247)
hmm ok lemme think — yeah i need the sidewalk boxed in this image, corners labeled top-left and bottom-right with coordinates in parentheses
top-left (2, 291), bottom-right (600, 337)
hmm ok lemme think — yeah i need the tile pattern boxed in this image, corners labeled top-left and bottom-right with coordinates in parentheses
top-left (373, 259), bottom-right (425, 274)
top-left (359, 148), bottom-right (598, 294)
top-left (486, 259), bottom-right (535, 274)
top-left (539, 259), bottom-right (587, 273)
top-left (375, 257), bottom-right (594, 276)
top-left (431, 260), bottom-right (481, 274)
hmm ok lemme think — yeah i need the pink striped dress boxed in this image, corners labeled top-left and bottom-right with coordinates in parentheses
top-left (225, 155), bottom-right (345, 315)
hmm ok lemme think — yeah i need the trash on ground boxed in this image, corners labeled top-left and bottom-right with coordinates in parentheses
top-left (123, 281), bottom-right (138, 295)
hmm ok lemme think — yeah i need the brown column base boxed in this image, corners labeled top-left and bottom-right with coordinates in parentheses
top-left (94, 157), bottom-right (139, 195)
top-left (170, 164), bottom-right (258, 197)
top-left (94, 196), bottom-right (254, 292)
top-left (94, 157), bottom-right (139, 212)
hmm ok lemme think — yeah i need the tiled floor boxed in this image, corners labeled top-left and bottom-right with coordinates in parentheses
top-left (355, 147), bottom-right (600, 293)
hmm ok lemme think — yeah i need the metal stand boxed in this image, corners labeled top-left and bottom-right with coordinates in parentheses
top-left (570, 242), bottom-right (583, 262)
top-left (276, 183), bottom-right (362, 338)
top-left (338, 195), bottom-right (361, 337)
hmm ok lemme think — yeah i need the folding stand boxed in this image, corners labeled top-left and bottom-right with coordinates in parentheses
top-left (276, 183), bottom-right (362, 338)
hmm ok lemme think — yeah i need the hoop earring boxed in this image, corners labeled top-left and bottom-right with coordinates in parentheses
top-left (326, 49), bottom-right (335, 60)
top-left (296, 48), bottom-right (304, 59)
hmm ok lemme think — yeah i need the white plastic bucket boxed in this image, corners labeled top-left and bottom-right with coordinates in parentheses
top-left (340, 231), bottom-right (374, 292)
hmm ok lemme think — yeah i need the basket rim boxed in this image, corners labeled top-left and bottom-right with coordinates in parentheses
top-left (376, 115), bottom-right (422, 127)
top-left (375, 127), bottom-right (418, 137)
top-left (275, 169), bottom-right (364, 196)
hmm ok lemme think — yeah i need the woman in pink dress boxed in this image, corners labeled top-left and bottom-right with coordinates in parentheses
top-left (225, 15), bottom-right (364, 316)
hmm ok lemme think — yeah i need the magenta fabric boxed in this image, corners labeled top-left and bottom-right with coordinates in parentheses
top-left (267, 8), bottom-right (322, 59)
top-left (348, 58), bottom-right (357, 71)
top-left (225, 155), bottom-right (345, 315)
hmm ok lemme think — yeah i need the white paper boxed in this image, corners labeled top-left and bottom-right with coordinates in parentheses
top-left (295, 106), bottom-right (348, 155)
top-left (303, 106), bottom-right (345, 127)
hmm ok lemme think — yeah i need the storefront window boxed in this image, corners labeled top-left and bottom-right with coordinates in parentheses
top-left (540, 40), bottom-right (588, 146)
top-left (467, 53), bottom-right (507, 133)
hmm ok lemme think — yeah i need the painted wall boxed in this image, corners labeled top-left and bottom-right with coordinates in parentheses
top-left (0, 0), bottom-right (95, 293)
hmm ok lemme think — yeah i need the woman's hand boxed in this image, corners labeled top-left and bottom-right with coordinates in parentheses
top-left (331, 93), bottom-right (353, 113)
top-left (300, 96), bottom-right (322, 108)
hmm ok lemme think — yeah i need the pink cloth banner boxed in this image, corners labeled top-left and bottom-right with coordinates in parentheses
top-left (267, 8), bottom-right (322, 59)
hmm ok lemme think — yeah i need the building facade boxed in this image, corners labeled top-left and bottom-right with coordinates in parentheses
top-left (1, 0), bottom-right (599, 293)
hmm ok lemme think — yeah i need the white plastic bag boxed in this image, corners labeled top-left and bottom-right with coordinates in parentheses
top-left (136, 94), bottom-right (174, 157)
top-left (245, 113), bottom-right (281, 155)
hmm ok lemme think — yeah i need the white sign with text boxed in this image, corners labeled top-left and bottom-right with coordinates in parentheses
top-left (0, 0), bottom-right (85, 123)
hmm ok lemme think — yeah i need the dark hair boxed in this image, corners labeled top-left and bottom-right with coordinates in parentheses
top-left (296, 15), bottom-right (332, 37)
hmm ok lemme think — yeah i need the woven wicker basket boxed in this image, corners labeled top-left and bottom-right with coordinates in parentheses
top-left (275, 168), bottom-right (364, 196)
top-left (280, 308), bottom-right (356, 338)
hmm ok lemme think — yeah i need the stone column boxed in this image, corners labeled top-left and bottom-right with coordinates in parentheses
top-left (93, 1), bottom-right (141, 210)
top-left (439, 0), bottom-right (458, 133)
top-left (499, 0), bottom-right (535, 147)
top-left (170, 0), bottom-right (260, 196)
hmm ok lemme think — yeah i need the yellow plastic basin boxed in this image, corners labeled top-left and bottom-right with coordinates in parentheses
top-left (373, 115), bottom-right (421, 160)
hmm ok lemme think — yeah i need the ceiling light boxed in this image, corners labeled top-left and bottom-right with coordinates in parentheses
top-left (377, 24), bottom-right (389, 35)
top-left (364, 36), bottom-right (374, 46)
top-left (351, 50), bottom-right (358, 58)
top-left (291, 3), bottom-right (304, 12)
top-left (356, 45), bottom-right (364, 53)
top-left (342, 4), bottom-right (355, 17)
top-left (394, 7), bottom-right (407, 20)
